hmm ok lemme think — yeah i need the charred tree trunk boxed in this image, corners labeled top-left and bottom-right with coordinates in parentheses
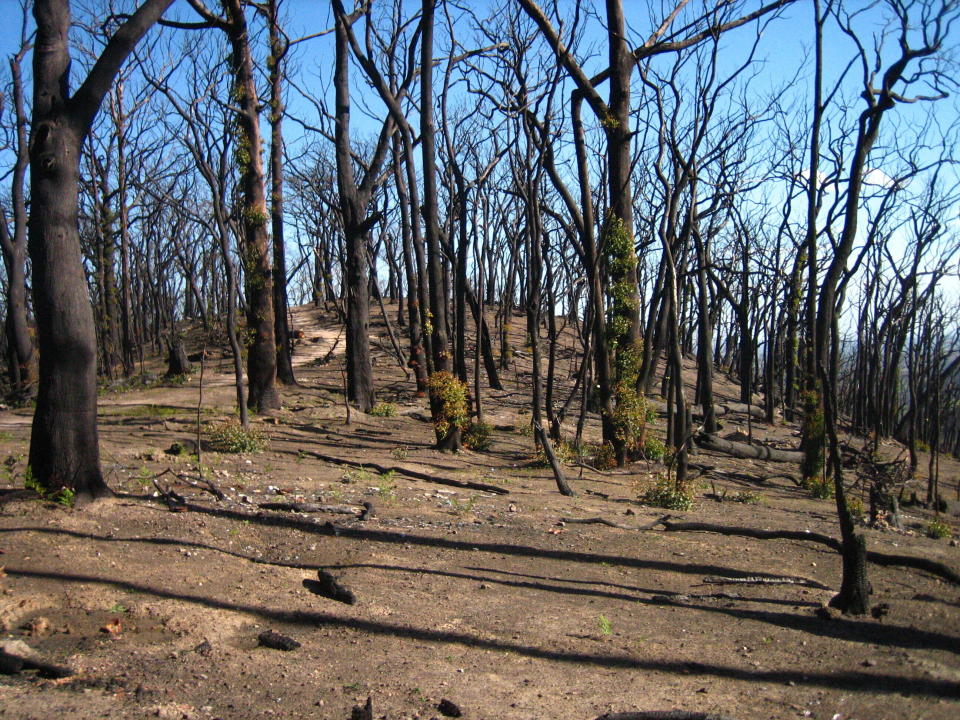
top-left (422, 0), bottom-right (459, 450)
top-left (27, 0), bottom-right (173, 500)
top-left (1, 39), bottom-right (34, 394)
top-left (266, 0), bottom-right (297, 386)
top-left (224, 0), bottom-right (280, 414)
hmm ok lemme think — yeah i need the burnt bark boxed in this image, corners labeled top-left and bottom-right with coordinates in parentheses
top-left (223, 0), bottom-right (280, 413)
top-left (27, 0), bottom-right (174, 500)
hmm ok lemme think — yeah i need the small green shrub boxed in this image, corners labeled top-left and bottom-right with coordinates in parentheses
top-left (593, 442), bottom-right (617, 471)
top-left (341, 468), bottom-right (374, 484)
top-left (732, 490), bottom-right (762, 505)
top-left (369, 402), bottom-right (397, 418)
top-left (804, 475), bottom-right (834, 500)
top-left (927, 519), bottom-right (953, 539)
top-left (376, 472), bottom-right (396, 501)
top-left (597, 614), bottom-right (613, 636)
top-left (391, 446), bottom-right (409, 461)
top-left (552, 439), bottom-right (579, 465)
top-left (462, 420), bottom-right (493, 451)
top-left (641, 476), bottom-right (694, 511)
top-left (848, 496), bottom-right (865, 518)
top-left (23, 466), bottom-right (44, 497)
top-left (24, 466), bottom-right (74, 506)
top-left (915, 440), bottom-right (931, 453)
top-left (514, 421), bottom-right (534, 437)
top-left (208, 421), bottom-right (266, 454)
top-left (427, 371), bottom-right (468, 441)
top-left (642, 435), bottom-right (666, 461)
top-left (450, 495), bottom-right (477, 515)
top-left (55, 487), bottom-right (75, 507)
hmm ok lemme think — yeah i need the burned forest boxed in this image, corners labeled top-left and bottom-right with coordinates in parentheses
top-left (1, 1), bottom-right (960, 719)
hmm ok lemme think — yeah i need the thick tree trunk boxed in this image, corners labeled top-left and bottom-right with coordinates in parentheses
top-left (29, 122), bottom-right (109, 501)
top-left (27, 0), bottom-right (174, 499)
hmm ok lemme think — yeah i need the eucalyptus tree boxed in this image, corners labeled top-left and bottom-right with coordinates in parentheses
top-left (172, 0), bottom-right (280, 413)
top-left (517, 0), bottom-right (796, 466)
top-left (27, 0), bottom-right (173, 500)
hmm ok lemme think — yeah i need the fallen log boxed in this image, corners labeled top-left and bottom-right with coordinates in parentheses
top-left (701, 574), bottom-right (829, 590)
top-left (695, 434), bottom-right (804, 463)
top-left (306, 451), bottom-right (508, 495)
top-left (660, 520), bottom-right (960, 586)
top-left (653, 401), bottom-right (770, 421)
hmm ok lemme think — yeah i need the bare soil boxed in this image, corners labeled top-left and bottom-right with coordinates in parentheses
top-left (1, 304), bottom-right (958, 720)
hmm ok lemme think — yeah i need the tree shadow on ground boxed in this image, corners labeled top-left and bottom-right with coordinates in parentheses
top-left (5, 522), bottom-right (959, 657)
top-left (5, 565), bottom-right (959, 700)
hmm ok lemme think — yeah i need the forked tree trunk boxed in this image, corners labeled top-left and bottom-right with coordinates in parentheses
top-left (332, 3), bottom-right (375, 412)
top-left (27, 0), bottom-right (173, 500)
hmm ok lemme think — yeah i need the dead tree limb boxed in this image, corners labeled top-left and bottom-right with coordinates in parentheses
top-left (564, 514), bottom-right (673, 531)
top-left (155, 467), bottom-right (226, 502)
top-left (701, 575), bottom-right (829, 590)
top-left (257, 502), bottom-right (361, 515)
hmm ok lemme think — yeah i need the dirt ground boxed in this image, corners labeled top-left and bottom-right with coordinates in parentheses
top-left (1, 304), bottom-right (958, 720)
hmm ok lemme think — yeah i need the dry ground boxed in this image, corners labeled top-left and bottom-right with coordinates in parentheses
top-left (1, 304), bottom-right (958, 720)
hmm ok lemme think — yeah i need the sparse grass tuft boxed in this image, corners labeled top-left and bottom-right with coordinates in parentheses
top-left (597, 614), bottom-right (612, 636)
top-left (208, 421), bottom-right (266, 454)
top-left (804, 475), bottom-right (834, 500)
top-left (927, 519), bottom-right (953, 539)
top-left (369, 402), bottom-right (397, 418)
top-left (462, 420), bottom-right (493, 451)
top-left (640, 475), bottom-right (694, 511)
top-left (732, 490), bottom-right (762, 505)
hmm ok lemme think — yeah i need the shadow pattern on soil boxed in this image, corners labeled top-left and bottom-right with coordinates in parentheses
top-left (5, 565), bottom-right (959, 701)
top-left (4, 525), bottom-right (959, 658)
